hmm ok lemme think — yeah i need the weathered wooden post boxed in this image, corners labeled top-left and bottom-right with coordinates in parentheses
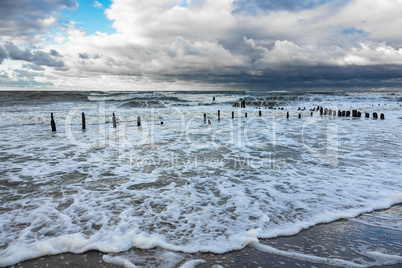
top-left (137, 116), bottom-right (141, 126)
top-left (82, 112), bottom-right (86, 130)
top-left (287, 111), bottom-right (289, 119)
top-left (232, 111), bottom-right (234, 118)
top-left (204, 113), bottom-right (207, 123)
top-left (341, 111), bottom-right (346, 116)
top-left (324, 108), bottom-right (328, 115)
top-left (245, 112), bottom-right (247, 118)
top-left (380, 113), bottom-right (385, 119)
top-left (365, 113), bottom-right (369, 118)
top-left (50, 113), bottom-right (56, 132)
top-left (311, 111), bottom-right (313, 117)
top-left (112, 113), bottom-right (117, 128)
top-left (259, 110), bottom-right (262, 117)
top-left (213, 97), bottom-right (216, 101)
top-left (338, 110), bottom-right (341, 117)
top-left (320, 107), bottom-right (323, 115)
top-left (357, 111), bottom-right (361, 117)
top-left (208, 119), bottom-right (211, 125)
top-left (346, 111), bottom-right (351, 117)
top-left (333, 110), bottom-right (336, 116)
top-left (218, 110), bottom-right (221, 121)
top-left (329, 109), bottom-right (332, 115)
top-left (373, 112), bottom-right (378, 119)
top-left (299, 113), bottom-right (301, 119)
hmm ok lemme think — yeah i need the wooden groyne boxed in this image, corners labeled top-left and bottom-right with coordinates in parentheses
top-left (50, 104), bottom-right (387, 133)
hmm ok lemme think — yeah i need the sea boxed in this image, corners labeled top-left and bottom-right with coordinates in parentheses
top-left (0, 89), bottom-right (401, 267)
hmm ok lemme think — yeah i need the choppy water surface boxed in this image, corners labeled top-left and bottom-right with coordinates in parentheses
top-left (0, 90), bottom-right (401, 267)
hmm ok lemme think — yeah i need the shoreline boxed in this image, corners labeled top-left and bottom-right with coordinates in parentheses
top-left (9, 204), bottom-right (401, 268)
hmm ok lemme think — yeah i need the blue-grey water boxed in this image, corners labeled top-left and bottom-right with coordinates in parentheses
top-left (0, 89), bottom-right (401, 267)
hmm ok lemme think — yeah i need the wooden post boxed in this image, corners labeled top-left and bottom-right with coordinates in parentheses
top-left (320, 107), bottom-right (323, 115)
top-left (208, 119), bottom-right (211, 125)
top-left (245, 113), bottom-right (247, 118)
top-left (373, 112), bottom-right (378, 119)
top-left (365, 113), bottom-right (369, 118)
top-left (338, 110), bottom-right (341, 117)
top-left (380, 113), bottom-right (385, 120)
top-left (346, 111), bottom-right (350, 117)
top-left (218, 110), bottom-right (220, 121)
top-left (213, 97), bottom-right (215, 101)
top-left (50, 113), bottom-right (56, 132)
top-left (112, 113), bottom-right (117, 128)
top-left (232, 111), bottom-right (234, 118)
top-left (333, 110), bottom-right (336, 116)
top-left (204, 113), bottom-right (207, 123)
top-left (329, 109), bottom-right (332, 115)
top-left (299, 113), bottom-right (301, 119)
top-left (137, 116), bottom-right (141, 126)
top-left (324, 108), bottom-right (328, 115)
top-left (287, 111), bottom-right (289, 118)
top-left (259, 110), bottom-right (261, 117)
top-left (357, 111), bottom-right (361, 117)
top-left (310, 111), bottom-right (313, 117)
top-left (341, 111), bottom-right (346, 116)
top-left (82, 112), bottom-right (86, 130)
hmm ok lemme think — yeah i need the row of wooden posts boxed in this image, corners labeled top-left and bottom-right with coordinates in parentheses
top-left (312, 106), bottom-right (385, 119)
top-left (50, 106), bottom-right (385, 132)
top-left (50, 112), bottom-right (143, 132)
top-left (233, 100), bottom-right (246, 108)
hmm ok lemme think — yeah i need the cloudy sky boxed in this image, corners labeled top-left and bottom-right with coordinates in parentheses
top-left (1, 0), bottom-right (402, 90)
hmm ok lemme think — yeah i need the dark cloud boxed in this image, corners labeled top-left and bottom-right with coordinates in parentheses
top-left (32, 51), bottom-right (65, 67)
top-left (0, 0), bottom-right (77, 41)
top-left (50, 49), bottom-right (62, 57)
top-left (4, 42), bottom-right (33, 61)
top-left (4, 42), bottom-right (65, 68)
top-left (0, 46), bottom-right (6, 64)
top-left (158, 64), bottom-right (402, 89)
top-left (79, 53), bottom-right (89, 59)
top-left (233, 0), bottom-right (350, 13)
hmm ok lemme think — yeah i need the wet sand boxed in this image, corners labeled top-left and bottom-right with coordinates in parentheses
top-left (9, 204), bottom-right (402, 268)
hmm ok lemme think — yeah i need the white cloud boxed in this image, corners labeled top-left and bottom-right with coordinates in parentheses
top-left (93, 1), bottom-right (103, 9)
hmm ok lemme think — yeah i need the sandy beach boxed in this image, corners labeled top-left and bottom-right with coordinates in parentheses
top-left (10, 204), bottom-right (401, 268)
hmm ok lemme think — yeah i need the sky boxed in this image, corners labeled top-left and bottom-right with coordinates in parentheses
top-left (1, 0), bottom-right (402, 91)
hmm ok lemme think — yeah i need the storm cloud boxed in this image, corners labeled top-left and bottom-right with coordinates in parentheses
top-left (1, 0), bottom-right (402, 90)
